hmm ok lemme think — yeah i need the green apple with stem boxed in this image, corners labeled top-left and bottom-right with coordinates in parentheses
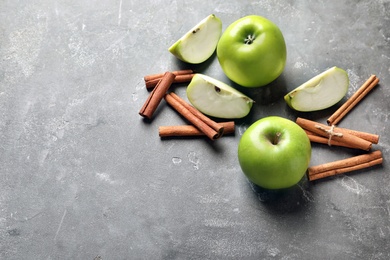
top-left (217, 15), bottom-right (287, 87)
top-left (186, 74), bottom-right (254, 119)
top-left (238, 116), bottom-right (311, 190)
top-left (284, 66), bottom-right (349, 112)
top-left (168, 14), bottom-right (222, 64)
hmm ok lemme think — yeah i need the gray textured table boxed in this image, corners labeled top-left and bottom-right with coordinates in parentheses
top-left (1, 1), bottom-right (389, 259)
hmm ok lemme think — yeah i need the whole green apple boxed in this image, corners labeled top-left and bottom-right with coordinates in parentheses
top-left (217, 15), bottom-right (287, 87)
top-left (238, 116), bottom-right (311, 190)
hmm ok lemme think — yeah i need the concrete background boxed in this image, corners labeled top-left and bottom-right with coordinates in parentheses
top-left (1, 0), bottom-right (389, 259)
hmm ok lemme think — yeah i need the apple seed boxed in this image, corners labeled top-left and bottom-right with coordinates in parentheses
top-left (192, 28), bottom-right (200, 34)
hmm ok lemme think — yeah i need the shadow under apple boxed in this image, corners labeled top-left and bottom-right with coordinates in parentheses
top-left (247, 173), bottom-right (314, 214)
top-left (171, 51), bottom-right (217, 74)
top-left (225, 73), bottom-right (289, 126)
top-left (225, 72), bottom-right (288, 105)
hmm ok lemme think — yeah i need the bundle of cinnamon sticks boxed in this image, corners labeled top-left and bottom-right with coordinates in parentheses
top-left (296, 117), bottom-right (378, 151)
top-left (139, 69), bottom-right (235, 140)
top-left (297, 75), bottom-right (383, 182)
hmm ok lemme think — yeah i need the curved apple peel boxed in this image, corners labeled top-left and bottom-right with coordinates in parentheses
top-left (284, 66), bottom-right (349, 112)
top-left (186, 74), bottom-right (254, 119)
top-left (168, 14), bottom-right (222, 64)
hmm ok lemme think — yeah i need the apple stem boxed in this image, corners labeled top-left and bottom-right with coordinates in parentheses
top-left (272, 132), bottom-right (282, 145)
top-left (244, 34), bottom-right (255, 45)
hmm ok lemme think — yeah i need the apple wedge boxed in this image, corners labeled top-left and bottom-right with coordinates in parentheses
top-left (168, 14), bottom-right (222, 64)
top-left (284, 67), bottom-right (349, 112)
top-left (186, 74), bottom-right (254, 119)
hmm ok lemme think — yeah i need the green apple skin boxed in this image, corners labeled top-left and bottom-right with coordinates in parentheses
top-left (238, 116), bottom-right (311, 190)
top-left (217, 15), bottom-right (287, 88)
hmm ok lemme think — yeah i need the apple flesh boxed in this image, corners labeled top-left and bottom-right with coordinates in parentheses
top-left (186, 74), bottom-right (254, 119)
top-left (238, 116), bottom-right (311, 190)
top-left (284, 66), bottom-right (349, 112)
top-left (168, 14), bottom-right (222, 64)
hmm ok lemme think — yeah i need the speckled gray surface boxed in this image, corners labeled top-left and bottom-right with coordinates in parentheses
top-left (1, 0), bottom-right (390, 259)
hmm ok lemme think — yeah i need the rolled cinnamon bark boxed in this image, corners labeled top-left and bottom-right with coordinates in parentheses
top-left (159, 121), bottom-right (234, 138)
top-left (327, 75), bottom-right (379, 125)
top-left (146, 74), bottom-right (195, 89)
top-left (164, 93), bottom-right (224, 140)
top-left (296, 117), bottom-right (372, 151)
top-left (139, 71), bottom-right (175, 119)
top-left (308, 150), bottom-right (383, 181)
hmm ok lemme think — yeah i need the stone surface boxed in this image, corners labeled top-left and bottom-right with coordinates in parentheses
top-left (0, 0), bottom-right (389, 259)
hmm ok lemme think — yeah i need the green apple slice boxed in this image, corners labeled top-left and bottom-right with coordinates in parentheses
top-left (284, 66), bottom-right (349, 112)
top-left (186, 74), bottom-right (254, 119)
top-left (168, 14), bottom-right (222, 64)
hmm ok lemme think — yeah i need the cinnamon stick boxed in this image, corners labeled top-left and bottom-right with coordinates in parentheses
top-left (146, 74), bottom-right (195, 89)
top-left (169, 92), bottom-right (224, 137)
top-left (304, 124), bottom-right (379, 145)
top-left (308, 150), bottom-right (383, 181)
top-left (339, 128), bottom-right (379, 144)
top-left (164, 92), bottom-right (224, 140)
top-left (304, 130), bottom-right (348, 147)
top-left (327, 75), bottom-right (379, 125)
top-left (139, 71), bottom-right (175, 119)
top-left (296, 117), bottom-right (372, 151)
top-left (144, 69), bottom-right (193, 82)
top-left (159, 121), bottom-right (235, 138)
